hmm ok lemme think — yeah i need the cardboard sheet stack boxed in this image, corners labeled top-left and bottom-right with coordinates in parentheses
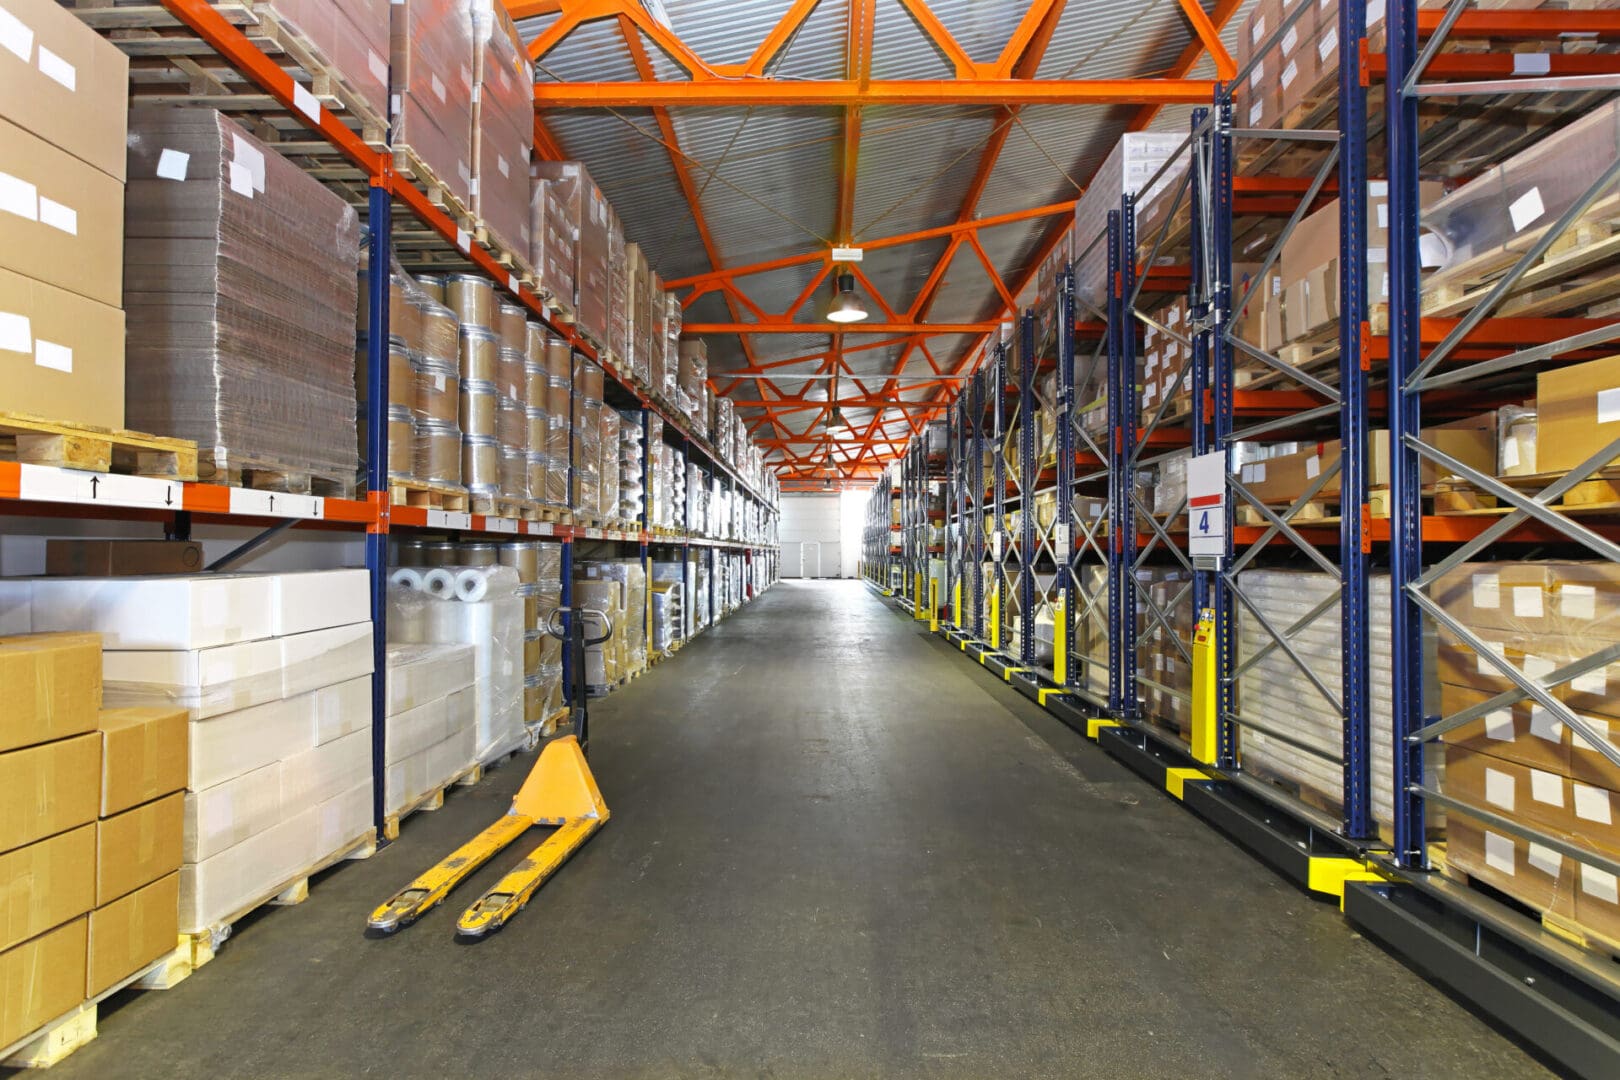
top-left (469, 0), bottom-right (534, 267)
top-left (387, 564), bottom-right (525, 762)
top-left (0, 571), bottom-right (375, 935)
top-left (382, 644), bottom-right (476, 816)
top-left (390, 0), bottom-right (475, 209)
top-left (259, 0), bottom-right (391, 124)
top-left (531, 160), bottom-right (611, 348)
top-left (124, 108), bottom-right (362, 484)
top-left (0, 0), bottom-right (129, 430)
top-left (0, 633), bottom-right (187, 1049)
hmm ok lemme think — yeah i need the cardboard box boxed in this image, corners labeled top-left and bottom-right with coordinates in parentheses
top-left (1446, 744), bottom-right (1569, 838)
top-left (1537, 353), bottom-right (1620, 475)
top-left (96, 792), bottom-right (183, 906)
top-left (279, 728), bottom-right (371, 811)
top-left (1437, 630), bottom-right (1619, 721)
top-left (46, 540), bottom-right (204, 577)
top-left (0, 265), bottom-right (124, 430)
top-left (0, 0), bottom-right (129, 182)
top-left (86, 872), bottom-right (178, 997)
top-left (1566, 858), bottom-right (1620, 948)
top-left (183, 764), bottom-right (281, 863)
top-left (179, 807), bottom-right (317, 932)
top-left (0, 733), bottom-right (100, 853)
top-left (1447, 816), bottom-right (1567, 917)
top-left (1370, 414), bottom-right (1498, 489)
top-left (0, 824), bottom-right (94, 952)
top-left (1569, 713), bottom-right (1620, 793)
top-left (312, 675), bottom-right (372, 747)
top-left (0, 917), bottom-right (87, 1048)
top-left (271, 569), bottom-right (371, 637)
top-left (22, 574), bottom-right (277, 650)
top-left (96, 707), bottom-right (187, 816)
top-left (102, 636), bottom-right (285, 721)
top-left (1439, 682), bottom-right (1570, 777)
top-left (188, 692), bottom-right (318, 792)
top-left (0, 117), bottom-right (123, 306)
top-left (0, 631), bottom-right (101, 752)
top-left (1432, 561), bottom-right (1620, 644)
top-left (278, 621), bottom-right (374, 700)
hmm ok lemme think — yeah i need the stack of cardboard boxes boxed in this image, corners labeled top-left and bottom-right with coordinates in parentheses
top-left (1, 633), bottom-right (185, 1050)
top-left (469, 0), bottom-right (534, 268)
top-left (1435, 562), bottom-right (1620, 945)
top-left (1134, 568), bottom-right (1194, 738)
top-left (383, 644), bottom-right (478, 818)
top-left (0, 0), bottom-right (128, 430)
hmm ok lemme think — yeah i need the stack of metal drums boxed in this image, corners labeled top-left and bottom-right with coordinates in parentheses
top-left (572, 354), bottom-right (604, 521)
top-left (412, 274), bottom-right (463, 488)
top-left (495, 540), bottom-right (565, 731)
top-left (544, 336), bottom-right (572, 509)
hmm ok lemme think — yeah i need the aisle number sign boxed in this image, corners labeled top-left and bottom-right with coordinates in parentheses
top-left (1186, 451), bottom-right (1227, 564)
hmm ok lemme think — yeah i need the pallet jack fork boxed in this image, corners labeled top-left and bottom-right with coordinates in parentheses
top-left (368, 606), bottom-right (613, 938)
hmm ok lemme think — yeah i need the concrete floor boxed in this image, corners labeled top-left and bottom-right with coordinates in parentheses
top-left (34, 580), bottom-right (1553, 1080)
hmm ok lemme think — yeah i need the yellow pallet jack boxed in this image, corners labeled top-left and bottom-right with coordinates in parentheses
top-left (368, 606), bottom-right (613, 938)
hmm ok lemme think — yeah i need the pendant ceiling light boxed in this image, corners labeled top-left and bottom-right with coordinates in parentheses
top-left (825, 272), bottom-right (868, 324)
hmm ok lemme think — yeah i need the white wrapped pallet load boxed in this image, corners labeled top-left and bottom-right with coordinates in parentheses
top-left (382, 643), bottom-right (479, 816)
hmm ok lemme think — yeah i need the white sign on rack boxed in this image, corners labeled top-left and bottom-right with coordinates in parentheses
top-left (228, 488), bottom-right (323, 519)
top-left (991, 531), bottom-right (1003, 562)
top-left (1186, 451), bottom-right (1227, 563)
top-left (427, 509), bottom-right (473, 530)
top-left (1053, 522), bottom-right (1071, 562)
top-left (17, 466), bottom-right (184, 511)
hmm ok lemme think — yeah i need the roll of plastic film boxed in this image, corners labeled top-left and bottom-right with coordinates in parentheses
top-left (463, 435), bottom-right (500, 494)
top-left (524, 409), bottom-right (547, 453)
top-left (420, 301), bottom-right (459, 366)
top-left (415, 418), bottom-right (462, 485)
top-left (460, 379), bottom-right (498, 437)
top-left (446, 273), bottom-right (495, 330)
top-left (498, 302), bottom-right (527, 354)
top-left (388, 567), bottom-right (424, 590)
top-left (454, 567), bottom-right (492, 603)
top-left (522, 360), bottom-right (547, 407)
top-left (416, 358), bottom-right (459, 424)
top-left (422, 567), bottom-right (457, 598)
top-left (499, 446), bottom-right (529, 499)
top-left (499, 542), bottom-right (541, 583)
top-left (544, 337), bottom-right (571, 380)
top-left (497, 347), bottom-right (528, 410)
top-left (458, 542), bottom-right (500, 567)
top-left (416, 273), bottom-right (446, 305)
top-left (387, 405), bottom-right (415, 477)
top-left (459, 325), bottom-right (500, 383)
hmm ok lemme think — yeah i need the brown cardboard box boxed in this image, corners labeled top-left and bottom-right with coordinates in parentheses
top-left (1439, 682), bottom-right (1571, 777)
top-left (1432, 561), bottom-right (1620, 644)
top-left (95, 792), bottom-right (183, 907)
top-left (0, 117), bottom-right (124, 306)
top-left (0, 266), bottom-right (125, 429)
top-left (0, 0), bottom-right (129, 182)
top-left (1437, 629), bottom-right (1619, 721)
top-left (1446, 816), bottom-right (1567, 917)
top-left (1536, 353), bottom-right (1620, 475)
top-left (86, 871), bottom-right (178, 998)
top-left (1370, 414), bottom-right (1498, 489)
top-left (1565, 857), bottom-right (1620, 948)
top-left (0, 824), bottom-right (94, 953)
top-left (96, 708), bottom-right (188, 817)
top-left (1446, 743), bottom-right (1572, 843)
top-left (0, 632), bottom-right (101, 753)
top-left (0, 917), bottom-right (87, 1048)
top-left (46, 540), bottom-right (204, 577)
top-left (1569, 714), bottom-right (1620, 793)
top-left (0, 733), bottom-right (100, 853)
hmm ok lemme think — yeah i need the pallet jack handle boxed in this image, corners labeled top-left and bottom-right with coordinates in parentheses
top-left (544, 606), bottom-right (612, 752)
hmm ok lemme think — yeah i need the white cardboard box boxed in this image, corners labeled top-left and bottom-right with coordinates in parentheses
top-left (315, 780), bottom-right (373, 856)
top-left (273, 570), bottom-right (370, 637)
top-left (312, 675), bottom-right (371, 746)
top-left (386, 643), bottom-right (476, 715)
top-left (385, 696), bottom-right (449, 766)
top-left (280, 622), bottom-right (373, 699)
top-left (25, 574), bottom-right (276, 649)
top-left (183, 763), bottom-right (282, 863)
top-left (188, 693), bottom-right (317, 792)
top-left (103, 637), bottom-right (285, 720)
top-left (179, 807), bottom-right (318, 931)
top-left (280, 727), bottom-right (371, 810)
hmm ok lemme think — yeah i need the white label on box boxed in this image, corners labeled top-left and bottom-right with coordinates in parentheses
top-left (1512, 586), bottom-right (1544, 619)
top-left (1305, 455), bottom-right (1320, 480)
top-left (1509, 187), bottom-right (1545, 233)
top-left (498, 154), bottom-right (510, 179)
top-left (1250, 60), bottom-right (1265, 88)
top-left (0, 7), bottom-right (32, 62)
top-left (1485, 767), bottom-right (1515, 811)
top-left (1574, 783), bottom-right (1613, 824)
top-left (1252, 462), bottom-right (1266, 483)
top-left (1318, 27), bottom-right (1338, 62)
top-left (1484, 831), bottom-right (1515, 876)
top-left (1573, 668), bottom-right (1607, 695)
top-left (1584, 865), bottom-right (1620, 904)
top-left (1527, 842), bottom-right (1562, 878)
top-left (1513, 53), bottom-right (1551, 76)
top-left (368, 50), bottom-right (388, 86)
top-left (1562, 584), bottom-right (1596, 620)
top-left (156, 148), bottom-right (190, 181)
top-left (1502, 437), bottom-right (1520, 470)
top-left (1251, 16), bottom-right (1266, 44)
top-left (1250, 101), bottom-right (1264, 126)
top-left (1282, 26), bottom-right (1298, 54)
top-left (1053, 522), bottom-right (1070, 561)
top-left (1367, 0), bottom-right (1385, 24)
top-left (228, 160), bottom-right (254, 199)
top-left (228, 487), bottom-right (323, 519)
top-left (1530, 706), bottom-right (1565, 744)
top-left (1484, 710), bottom-right (1514, 742)
top-left (426, 510), bottom-right (471, 529)
top-left (1530, 769), bottom-right (1564, 807)
top-left (33, 339), bottom-right (70, 372)
top-left (1597, 387), bottom-right (1620, 425)
top-left (292, 82), bottom-right (321, 123)
top-left (0, 310), bottom-right (29, 352)
top-left (36, 197), bottom-right (75, 235)
top-left (1418, 232), bottom-right (1446, 269)
top-left (232, 136), bottom-right (265, 192)
top-left (1370, 180), bottom-right (1388, 197)
top-left (1524, 654), bottom-right (1555, 682)
top-left (1472, 572), bottom-right (1500, 610)
top-left (431, 74), bottom-right (447, 103)
top-left (456, 228), bottom-right (471, 253)
top-left (0, 171), bottom-right (38, 221)
top-left (1281, 59), bottom-right (1298, 89)
top-left (1377, 203), bottom-right (1388, 230)
top-left (35, 45), bottom-right (74, 91)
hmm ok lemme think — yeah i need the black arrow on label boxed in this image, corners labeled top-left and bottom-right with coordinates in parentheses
top-left (164, 488), bottom-right (173, 506)
top-left (89, 476), bottom-right (99, 498)
top-left (268, 495), bottom-right (275, 512)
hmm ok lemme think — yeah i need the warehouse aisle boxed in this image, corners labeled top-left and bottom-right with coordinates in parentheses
top-left (40, 581), bottom-right (1548, 1080)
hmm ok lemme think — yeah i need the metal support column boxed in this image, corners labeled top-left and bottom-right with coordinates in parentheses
top-left (1055, 267), bottom-right (1077, 687)
top-left (1018, 311), bottom-right (1037, 664)
top-left (990, 344), bottom-right (1008, 652)
top-left (971, 369), bottom-right (986, 639)
top-left (364, 180), bottom-right (391, 837)
top-left (1108, 206), bottom-right (1140, 718)
top-left (1210, 97), bottom-right (1238, 768)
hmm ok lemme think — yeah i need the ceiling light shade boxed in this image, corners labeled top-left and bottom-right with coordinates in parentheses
top-left (825, 272), bottom-right (868, 324)
top-left (827, 406), bottom-right (850, 430)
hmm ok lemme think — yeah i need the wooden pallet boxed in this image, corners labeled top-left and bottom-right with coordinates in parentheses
top-left (389, 475), bottom-right (470, 511)
top-left (137, 829), bottom-right (376, 991)
top-left (382, 761), bottom-right (483, 841)
top-left (392, 144), bottom-right (475, 225)
top-left (0, 412), bottom-right (198, 480)
top-left (474, 221), bottom-right (540, 289)
top-left (469, 494), bottom-right (542, 520)
top-left (0, 951), bottom-right (175, 1069)
top-left (1543, 910), bottom-right (1620, 961)
top-left (198, 450), bottom-right (359, 499)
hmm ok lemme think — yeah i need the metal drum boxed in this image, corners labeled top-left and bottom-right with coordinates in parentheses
top-left (422, 540), bottom-right (463, 567)
top-left (499, 541), bottom-right (541, 583)
top-left (387, 406), bottom-right (414, 477)
top-left (526, 323), bottom-right (548, 367)
top-left (460, 379), bottom-right (498, 437)
top-left (498, 302), bottom-right (527, 354)
top-left (416, 273), bottom-right (446, 305)
top-left (415, 419), bottom-right (462, 485)
top-left (416, 358), bottom-right (459, 424)
top-left (526, 451), bottom-right (548, 496)
top-left (544, 337), bottom-right (571, 380)
top-left (420, 301), bottom-right (458, 366)
top-left (458, 542), bottom-right (499, 568)
top-left (497, 396), bottom-right (526, 448)
top-left (387, 339), bottom-right (416, 412)
top-left (523, 360), bottom-right (547, 406)
top-left (499, 446), bottom-right (528, 499)
top-left (459, 325), bottom-right (500, 383)
top-left (497, 346), bottom-right (528, 410)
top-left (463, 435), bottom-right (499, 494)
top-left (446, 273), bottom-right (495, 329)
top-left (395, 538), bottom-right (431, 567)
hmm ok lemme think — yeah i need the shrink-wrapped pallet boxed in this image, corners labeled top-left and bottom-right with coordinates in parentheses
top-left (470, 0), bottom-right (532, 263)
top-left (1072, 133), bottom-right (1187, 312)
top-left (261, 0), bottom-right (391, 125)
top-left (124, 108), bottom-right (361, 483)
top-left (382, 643), bottom-right (477, 817)
top-left (532, 160), bottom-right (611, 347)
top-left (599, 407), bottom-right (621, 524)
top-left (530, 171), bottom-right (576, 309)
top-left (390, 0), bottom-right (475, 208)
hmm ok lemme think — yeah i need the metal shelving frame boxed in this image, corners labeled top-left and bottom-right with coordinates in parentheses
top-left (5, 0), bottom-right (780, 846)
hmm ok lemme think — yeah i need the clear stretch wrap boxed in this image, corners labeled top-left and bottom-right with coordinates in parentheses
top-left (124, 108), bottom-right (361, 481)
top-left (663, 293), bottom-right (682, 401)
top-left (383, 643), bottom-right (477, 815)
top-left (607, 209), bottom-right (628, 365)
top-left (390, 0), bottom-right (475, 207)
top-left (260, 0), bottom-right (392, 123)
top-left (388, 566), bottom-right (525, 763)
top-left (599, 407), bottom-right (621, 523)
top-left (532, 160), bottom-right (610, 345)
top-left (470, 0), bottom-right (533, 261)
top-left (529, 173), bottom-right (576, 308)
top-left (1072, 133), bottom-right (1187, 312)
top-left (678, 339), bottom-right (708, 425)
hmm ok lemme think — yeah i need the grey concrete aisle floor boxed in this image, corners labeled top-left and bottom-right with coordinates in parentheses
top-left (32, 580), bottom-right (1551, 1080)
